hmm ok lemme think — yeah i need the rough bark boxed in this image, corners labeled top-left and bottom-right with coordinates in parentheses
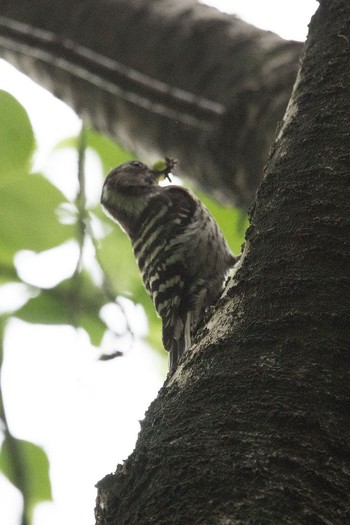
top-left (95, 1), bottom-right (350, 523)
top-left (0, 0), bottom-right (301, 207)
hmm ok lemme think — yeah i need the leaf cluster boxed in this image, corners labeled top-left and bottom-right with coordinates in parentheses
top-left (0, 90), bottom-right (246, 522)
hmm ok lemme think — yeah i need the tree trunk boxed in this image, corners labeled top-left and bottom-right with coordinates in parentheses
top-left (95, 1), bottom-right (350, 523)
top-left (0, 0), bottom-right (301, 207)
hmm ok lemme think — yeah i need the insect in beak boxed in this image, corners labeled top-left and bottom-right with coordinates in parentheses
top-left (153, 157), bottom-right (177, 182)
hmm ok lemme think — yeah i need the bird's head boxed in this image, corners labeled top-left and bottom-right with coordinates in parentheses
top-left (101, 158), bottom-right (176, 233)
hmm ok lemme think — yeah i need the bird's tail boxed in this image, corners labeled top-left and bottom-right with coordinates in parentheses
top-left (164, 312), bottom-right (192, 373)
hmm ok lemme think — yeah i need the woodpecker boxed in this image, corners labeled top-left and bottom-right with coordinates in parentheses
top-left (101, 159), bottom-right (237, 372)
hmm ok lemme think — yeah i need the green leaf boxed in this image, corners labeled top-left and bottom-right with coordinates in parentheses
top-left (0, 436), bottom-right (52, 523)
top-left (15, 286), bottom-right (69, 325)
top-left (141, 297), bottom-right (163, 353)
top-left (98, 227), bottom-right (143, 294)
top-left (16, 273), bottom-right (108, 346)
top-left (0, 172), bottom-right (75, 266)
top-left (0, 90), bottom-right (35, 180)
top-left (80, 311), bottom-right (107, 346)
top-left (0, 265), bottom-right (18, 284)
top-left (98, 227), bottom-right (163, 352)
top-left (197, 191), bottom-right (248, 254)
top-left (56, 128), bottom-right (133, 175)
top-left (86, 128), bottom-right (134, 174)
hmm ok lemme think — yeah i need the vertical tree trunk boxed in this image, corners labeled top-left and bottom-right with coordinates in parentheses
top-left (95, 1), bottom-right (350, 523)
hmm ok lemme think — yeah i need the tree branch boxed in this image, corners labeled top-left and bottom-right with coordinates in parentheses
top-left (0, 0), bottom-right (301, 207)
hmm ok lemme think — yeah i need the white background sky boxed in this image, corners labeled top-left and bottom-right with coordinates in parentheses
top-left (0, 2), bottom-right (318, 524)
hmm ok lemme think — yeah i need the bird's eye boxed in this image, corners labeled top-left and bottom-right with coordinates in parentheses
top-left (131, 161), bottom-right (143, 168)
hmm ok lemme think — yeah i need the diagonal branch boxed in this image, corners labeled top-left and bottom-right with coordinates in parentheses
top-left (0, 0), bottom-right (302, 207)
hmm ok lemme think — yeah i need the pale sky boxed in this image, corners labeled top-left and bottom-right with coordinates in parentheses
top-left (202, 0), bottom-right (318, 40)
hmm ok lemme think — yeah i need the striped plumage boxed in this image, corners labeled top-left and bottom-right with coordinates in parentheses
top-left (101, 160), bottom-right (236, 372)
